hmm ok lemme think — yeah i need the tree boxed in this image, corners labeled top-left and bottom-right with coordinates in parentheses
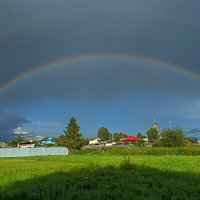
top-left (158, 127), bottom-right (186, 147)
top-left (97, 127), bottom-right (110, 141)
top-left (137, 132), bottom-right (143, 139)
top-left (147, 128), bottom-right (159, 142)
top-left (8, 136), bottom-right (24, 147)
top-left (109, 132), bottom-right (113, 140)
top-left (113, 132), bottom-right (127, 142)
top-left (59, 117), bottom-right (84, 151)
top-left (83, 138), bottom-right (89, 145)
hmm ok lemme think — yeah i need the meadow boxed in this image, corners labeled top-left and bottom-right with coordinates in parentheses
top-left (0, 148), bottom-right (200, 200)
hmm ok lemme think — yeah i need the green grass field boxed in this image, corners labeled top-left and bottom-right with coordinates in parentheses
top-left (0, 152), bottom-right (200, 200)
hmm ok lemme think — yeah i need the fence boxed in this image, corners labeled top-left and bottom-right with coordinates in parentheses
top-left (0, 147), bottom-right (68, 157)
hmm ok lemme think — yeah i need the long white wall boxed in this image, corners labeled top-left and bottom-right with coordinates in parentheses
top-left (0, 147), bottom-right (68, 157)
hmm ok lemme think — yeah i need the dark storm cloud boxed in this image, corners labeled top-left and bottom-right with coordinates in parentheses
top-left (0, 110), bottom-right (31, 141)
top-left (1, 61), bottom-right (200, 109)
top-left (1, 0), bottom-right (200, 86)
top-left (0, 0), bottom-right (200, 140)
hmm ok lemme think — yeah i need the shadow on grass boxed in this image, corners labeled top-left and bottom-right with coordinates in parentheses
top-left (1, 161), bottom-right (200, 200)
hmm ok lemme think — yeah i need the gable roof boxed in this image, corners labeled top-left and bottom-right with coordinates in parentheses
top-left (124, 136), bottom-right (141, 141)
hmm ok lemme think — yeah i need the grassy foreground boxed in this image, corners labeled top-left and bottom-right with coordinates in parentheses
top-left (0, 153), bottom-right (200, 200)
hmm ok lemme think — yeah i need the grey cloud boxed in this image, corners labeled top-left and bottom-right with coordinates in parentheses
top-left (1, 61), bottom-right (200, 109)
top-left (1, 0), bottom-right (200, 86)
top-left (0, 110), bottom-right (31, 141)
top-left (187, 129), bottom-right (200, 134)
top-left (0, 0), bottom-right (200, 139)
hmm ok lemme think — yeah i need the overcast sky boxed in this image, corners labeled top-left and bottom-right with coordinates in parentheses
top-left (1, 0), bottom-right (200, 141)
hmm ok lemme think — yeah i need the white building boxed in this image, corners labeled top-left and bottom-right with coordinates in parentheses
top-left (89, 138), bottom-right (101, 145)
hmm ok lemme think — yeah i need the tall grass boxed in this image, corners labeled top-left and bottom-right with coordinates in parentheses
top-left (0, 152), bottom-right (200, 199)
top-left (75, 145), bottom-right (200, 156)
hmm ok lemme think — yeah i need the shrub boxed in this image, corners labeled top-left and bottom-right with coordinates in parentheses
top-left (157, 127), bottom-right (186, 147)
top-left (120, 156), bottom-right (133, 170)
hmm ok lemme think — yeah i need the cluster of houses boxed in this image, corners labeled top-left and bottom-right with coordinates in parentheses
top-left (0, 137), bottom-right (56, 148)
top-left (1, 135), bottom-right (145, 149)
top-left (1, 122), bottom-right (200, 149)
top-left (89, 135), bottom-right (148, 146)
top-left (88, 123), bottom-right (158, 146)
top-left (18, 137), bottom-right (57, 148)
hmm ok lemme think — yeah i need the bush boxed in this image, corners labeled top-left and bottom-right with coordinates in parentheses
top-left (135, 139), bottom-right (145, 147)
top-left (120, 156), bottom-right (133, 170)
top-left (157, 127), bottom-right (186, 147)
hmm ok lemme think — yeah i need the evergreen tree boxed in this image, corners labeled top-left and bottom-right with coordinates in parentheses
top-left (60, 117), bottom-right (83, 151)
top-left (137, 132), bottom-right (143, 139)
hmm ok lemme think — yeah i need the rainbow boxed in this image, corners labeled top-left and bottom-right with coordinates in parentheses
top-left (0, 52), bottom-right (199, 94)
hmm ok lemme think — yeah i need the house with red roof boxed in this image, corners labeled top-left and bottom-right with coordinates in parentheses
top-left (121, 136), bottom-right (141, 143)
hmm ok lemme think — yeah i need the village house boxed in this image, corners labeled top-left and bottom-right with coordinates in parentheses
top-left (17, 141), bottom-right (35, 148)
top-left (89, 138), bottom-right (101, 145)
top-left (121, 136), bottom-right (141, 144)
top-left (38, 137), bottom-right (56, 146)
